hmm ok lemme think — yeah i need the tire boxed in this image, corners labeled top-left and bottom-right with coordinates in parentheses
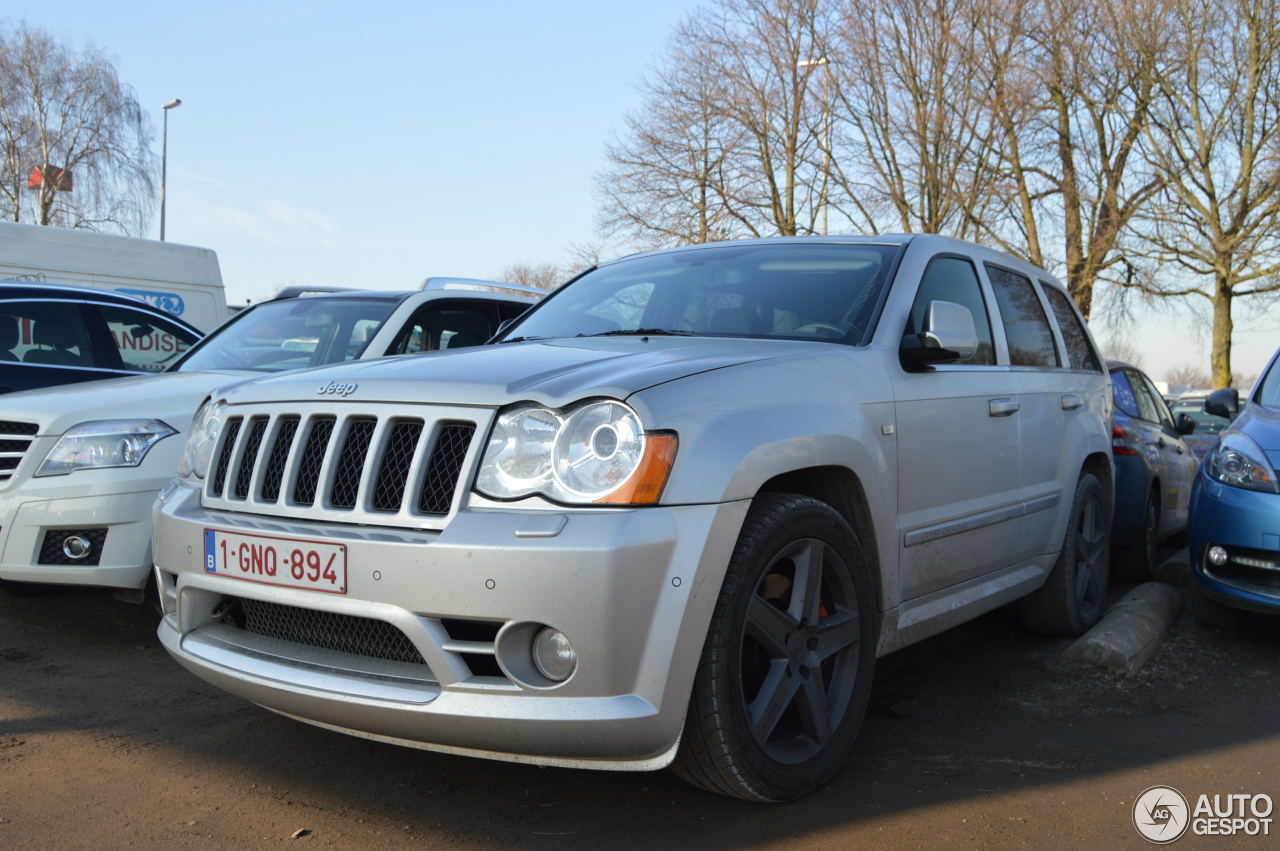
top-left (1191, 582), bottom-right (1248, 630)
top-left (672, 494), bottom-right (877, 802)
top-left (1113, 486), bottom-right (1159, 581)
top-left (1020, 472), bottom-right (1111, 636)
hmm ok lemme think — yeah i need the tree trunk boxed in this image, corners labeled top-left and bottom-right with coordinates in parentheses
top-left (1210, 271), bottom-right (1233, 389)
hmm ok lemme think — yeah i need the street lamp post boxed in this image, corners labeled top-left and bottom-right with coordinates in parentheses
top-left (798, 58), bottom-right (830, 235)
top-left (160, 98), bottom-right (182, 241)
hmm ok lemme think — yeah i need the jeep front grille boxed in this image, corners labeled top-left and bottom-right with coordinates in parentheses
top-left (0, 420), bottom-right (38, 483)
top-left (203, 403), bottom-right (484, 529)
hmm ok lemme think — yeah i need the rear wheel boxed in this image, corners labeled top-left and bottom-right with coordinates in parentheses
top-left (1114, 485), bottom-right (1160, 581)
top-left (672, 494), bottom-right (877, 802)
top-left (1020, 472), bottom-right (1110, 636)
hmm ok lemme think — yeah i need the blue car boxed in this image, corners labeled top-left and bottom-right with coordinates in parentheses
top-left (1187, 349), bottom-right (1280, 627)
top-left (1108, 361), bottom-right (1197, 579)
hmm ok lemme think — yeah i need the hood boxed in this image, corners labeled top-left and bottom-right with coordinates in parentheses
top-left (1236, 401), bottom-right (1280, 453)
top-left (0, 369), bottom-right (249, 435)
top-left (217, 337), bottom-right (810, 409)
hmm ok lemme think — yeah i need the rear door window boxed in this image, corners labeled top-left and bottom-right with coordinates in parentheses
top-left (985, 265), bottom-right (1060, 367)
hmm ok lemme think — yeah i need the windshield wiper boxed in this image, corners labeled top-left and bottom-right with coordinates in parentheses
top-left (495, 335), bottom-right (549, 344)
top-left (583, 328), bottom-right (697, 338)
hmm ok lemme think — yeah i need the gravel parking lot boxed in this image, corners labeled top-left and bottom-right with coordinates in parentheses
top-left (2, 550), bottom-right (1278, 850)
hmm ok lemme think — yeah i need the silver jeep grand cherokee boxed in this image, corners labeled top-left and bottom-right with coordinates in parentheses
top-left (154, 235), bottom-right (1112, 802)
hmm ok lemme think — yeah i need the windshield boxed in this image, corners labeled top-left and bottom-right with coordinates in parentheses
top-left (1259, 355), bottom-right (1280, 408)
top-left (1170, 400), bottom-right (1230, 434)
top-left (499, 243), bottom-right (900, 345)
top-left (173, 296), bottom-right (399, 374)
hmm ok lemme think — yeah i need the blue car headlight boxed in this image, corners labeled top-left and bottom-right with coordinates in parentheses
top-left (1203, 430), bottom-right (1280, 493)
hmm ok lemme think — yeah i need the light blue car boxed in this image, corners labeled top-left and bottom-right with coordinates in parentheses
top-left (1186, 348), bottom-right (1280, 627)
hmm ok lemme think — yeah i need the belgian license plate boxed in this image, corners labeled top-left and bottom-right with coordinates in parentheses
top-left (203, 529), bottom-right (347, 594)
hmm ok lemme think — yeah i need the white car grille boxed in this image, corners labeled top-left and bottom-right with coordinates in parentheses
top-left (0, 420), bottom-right (38, 484)
top-left (203, 402), bottom-right (488, 529)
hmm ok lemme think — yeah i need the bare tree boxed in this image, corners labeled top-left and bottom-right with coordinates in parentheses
top-left (0, 22), bottom-right (155, 235)
top-left (1127, 0), bottom-right (1280, 388)
top-left (1098, 333), bottom-right (1146, 368)
top-left (596, 0), bottom-right (835, 247)
top-left (1164, 363), bottom-right (1210, 389)
top-left (497, 262), bottom-right (564, 291)
top-left (598, 38), bottom-right (748, 249)
top-left (828, 0), bottom-right (1005, 237)
top-left (968, 0), bottom-right (1169, 318)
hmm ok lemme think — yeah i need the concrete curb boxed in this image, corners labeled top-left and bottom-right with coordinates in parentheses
top-left (1059, 581), bottom-right (1183, 675)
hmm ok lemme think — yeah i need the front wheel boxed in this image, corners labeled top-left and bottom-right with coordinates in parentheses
top-left (672, 494), bottom-right (877, 802)
top-left (1020, 472), bottom-right (1111, 636)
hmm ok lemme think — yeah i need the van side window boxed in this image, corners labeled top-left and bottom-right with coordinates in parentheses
top-left (99, 304), bottom-right (200, 373)
top-left (1042, 285), bottom-right (1101, 371)
top-left (906, 256), bottom-right (996, 365)
top-left (986, 265), bottom-right (1060, 367)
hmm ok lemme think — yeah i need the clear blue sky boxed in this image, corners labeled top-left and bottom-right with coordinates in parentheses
top-left (7, 1), bottom-right (1275, 383)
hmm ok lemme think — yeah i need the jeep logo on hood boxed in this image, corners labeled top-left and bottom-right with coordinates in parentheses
top-left (318, 381), bottom-right (358, 397)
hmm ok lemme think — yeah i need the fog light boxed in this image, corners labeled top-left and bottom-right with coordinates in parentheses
top-left (531, 627), bottom-right (576, 682)
top-left (62, 535), bottom-right (93, 560)
top-left (1208, 545), bottom-right (1229, 567)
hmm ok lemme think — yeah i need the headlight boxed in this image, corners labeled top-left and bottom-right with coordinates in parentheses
top-left (1204, 430), bottom-right (1280, 493)
top-left (476, 400), bottom-right (676, 504)
top-left (36, 419), bottom-right (178, 477)
top-left (177, 399), bottom-right (227, 480)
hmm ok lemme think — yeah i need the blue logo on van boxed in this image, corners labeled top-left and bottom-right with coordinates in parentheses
top-left (115, 288), bottom-right (186, 317)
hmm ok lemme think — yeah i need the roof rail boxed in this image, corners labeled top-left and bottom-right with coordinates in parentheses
top-left (419, 276), bottom-right (548, 297)
top-left (270, 285), bottom-right (364, 301)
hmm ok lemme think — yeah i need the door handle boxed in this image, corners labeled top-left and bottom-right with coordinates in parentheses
top-left (1061, 394), bottom-right (1083, 410)
top-left (989, 398), bottom-right (1020, 417)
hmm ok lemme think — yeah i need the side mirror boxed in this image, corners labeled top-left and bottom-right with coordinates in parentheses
top-left (1175, 412), bottom-right (1198, 436)
top-left (901, 300), bottom-right (978, 369)
top-left (1204, 388), bottom-right (1240, 420)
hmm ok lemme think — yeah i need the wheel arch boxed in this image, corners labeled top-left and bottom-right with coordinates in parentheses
top-left (1082, 451), bottom-right (1115, 522)
top-left (755, 465), bottom-right (885, 615)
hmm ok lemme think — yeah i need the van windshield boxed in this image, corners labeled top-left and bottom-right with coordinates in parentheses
top-left (173, 297), bottom-right (398, 373)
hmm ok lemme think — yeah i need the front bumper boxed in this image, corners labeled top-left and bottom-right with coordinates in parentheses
top-left (154, 480), bottom-right (749, 768)
top-left (1187, 471), bottom-right (1280, 613)
top-left (0, 475), bottom-right (170, 589)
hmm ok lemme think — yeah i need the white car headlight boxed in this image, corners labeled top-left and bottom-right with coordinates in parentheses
top-left (36, 419), bottom-right (178, 477)
top-left (178, 399), bottom-right (228, 480)
top-left (476, 400), bottom-right (676, 505)
top-left (1204, 430), bottom-right (1280, 493)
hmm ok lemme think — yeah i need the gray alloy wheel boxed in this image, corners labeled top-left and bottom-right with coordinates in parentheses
top-left (672, 494), bottom-right (877, 802)
top-left (1020, 472), bottom-right (1111, 636)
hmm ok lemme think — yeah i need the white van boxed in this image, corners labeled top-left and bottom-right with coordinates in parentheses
top-left (0, 221), bottom-right (228, 332)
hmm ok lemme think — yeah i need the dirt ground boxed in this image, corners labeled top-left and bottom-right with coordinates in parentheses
top-left (2, 550), bottom-right (1278, 850)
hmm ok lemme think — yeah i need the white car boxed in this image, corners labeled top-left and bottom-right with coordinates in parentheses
top-left (0, 281), bottom-right (537, 598)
